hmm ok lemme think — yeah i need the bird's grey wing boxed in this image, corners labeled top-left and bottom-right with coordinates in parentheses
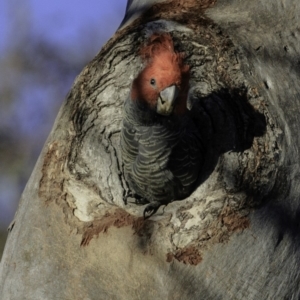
top-left (120, 119), bottom-right (139, 163)
top-left (131, 124), bottom-right (180, 202)
top-left (168, 122), bottom-right (204, 197)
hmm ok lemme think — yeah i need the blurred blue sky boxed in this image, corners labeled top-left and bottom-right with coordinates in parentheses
top-left (0, 0), bottom-right (127, 228)
top-left (0, 1), bottom-right (126, 52)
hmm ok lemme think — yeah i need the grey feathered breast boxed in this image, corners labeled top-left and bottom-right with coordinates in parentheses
top-left (120, 97), bottom-right (203, 206)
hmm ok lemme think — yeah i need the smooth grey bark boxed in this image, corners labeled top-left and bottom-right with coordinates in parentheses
top-left (1, 0), bottom-right (300, 299)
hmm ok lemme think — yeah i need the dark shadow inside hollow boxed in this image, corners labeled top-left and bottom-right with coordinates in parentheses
top-left (190, 88), bottom-right (266, 189)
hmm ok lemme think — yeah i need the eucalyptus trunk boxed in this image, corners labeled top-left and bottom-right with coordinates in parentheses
top-left (1, 0), bottom-right (300, 299)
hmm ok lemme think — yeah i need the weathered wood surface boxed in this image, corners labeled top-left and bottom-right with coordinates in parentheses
top-left (1, 0), bottom-right (300, 299)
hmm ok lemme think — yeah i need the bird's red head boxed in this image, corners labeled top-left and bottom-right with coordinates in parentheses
top-left (131, 33), bottom-right (190, 115)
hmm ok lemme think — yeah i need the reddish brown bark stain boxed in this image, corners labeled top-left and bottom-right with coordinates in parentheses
top-left (39, 141), bottom-right (67, 205)
top-left (167, 246), bottom-right (203, 265)
top-left (166, 208), bottom-right (250, 266)
top-left (222, 212), bottom-right (250, 233)
top-left (80, 209), bottom-right (152, 246)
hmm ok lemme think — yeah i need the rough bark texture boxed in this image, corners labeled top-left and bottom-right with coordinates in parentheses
top-left (1, 0), bottom-right (300, 299)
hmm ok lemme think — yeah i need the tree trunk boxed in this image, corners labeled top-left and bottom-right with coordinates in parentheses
top-left (1, 0), bottom-right (300, 299)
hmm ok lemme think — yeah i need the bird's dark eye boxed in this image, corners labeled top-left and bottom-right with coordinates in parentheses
top-left (150, 78), bottom-right (156, 85)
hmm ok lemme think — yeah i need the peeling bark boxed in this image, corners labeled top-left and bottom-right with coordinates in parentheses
top-left (1, 0), bottom-right (300, 299)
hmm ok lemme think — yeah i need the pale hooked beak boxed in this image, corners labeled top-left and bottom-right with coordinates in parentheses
top-left (157, 85), bottom-right (179, 116)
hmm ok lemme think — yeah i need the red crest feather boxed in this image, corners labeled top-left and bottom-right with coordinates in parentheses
top-left (131, 33), bottom-right (190, 115)
top-left (140, 33), bottom-right (175, 61)
top-left (139, 33), bottom-right (189, 75)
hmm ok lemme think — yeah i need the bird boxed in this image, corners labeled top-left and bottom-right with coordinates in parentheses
top-left (120, 33), bottom-right (204, 219)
